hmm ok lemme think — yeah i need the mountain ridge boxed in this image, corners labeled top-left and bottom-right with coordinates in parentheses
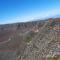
top-left (0, 18), bottom-right (60, 60)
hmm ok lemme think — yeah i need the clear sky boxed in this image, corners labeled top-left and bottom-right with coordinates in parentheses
top-left (0, 0), bottom-right (60, 24)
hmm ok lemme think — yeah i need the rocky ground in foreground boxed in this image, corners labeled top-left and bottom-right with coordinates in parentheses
top-left (0, 18), bottom-right (60, 60)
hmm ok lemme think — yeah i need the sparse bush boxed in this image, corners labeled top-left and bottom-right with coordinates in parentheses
top-left (45, 56), bottom-right (60, 60)
top-left (25, 36), bottom-right (32, 43)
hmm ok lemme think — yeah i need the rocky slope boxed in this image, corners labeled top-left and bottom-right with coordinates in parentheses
top-left (0, 18), bottom-right (60, 60)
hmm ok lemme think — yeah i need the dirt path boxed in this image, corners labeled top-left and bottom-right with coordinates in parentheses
top-left (0, 37), bottom-right (12, 44)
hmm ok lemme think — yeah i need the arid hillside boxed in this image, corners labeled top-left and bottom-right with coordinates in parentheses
top-left (0, 18), bottom-right (60, 60)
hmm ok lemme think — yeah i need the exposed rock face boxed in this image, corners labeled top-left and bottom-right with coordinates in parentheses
top-left (0, 18), bottom-right (60, 60)
top-left (48, 18), bottom-right (60, 23)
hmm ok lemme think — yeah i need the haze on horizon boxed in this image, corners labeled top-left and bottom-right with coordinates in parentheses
top-left (0, 0), bottom-right (60, 24)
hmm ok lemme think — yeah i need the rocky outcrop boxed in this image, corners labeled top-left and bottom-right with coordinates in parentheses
top-left (48, 18), bottom-right (60, 23)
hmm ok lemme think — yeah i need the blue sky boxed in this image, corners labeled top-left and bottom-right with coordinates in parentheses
top-left (0, 0), bottom-right (60, 24)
